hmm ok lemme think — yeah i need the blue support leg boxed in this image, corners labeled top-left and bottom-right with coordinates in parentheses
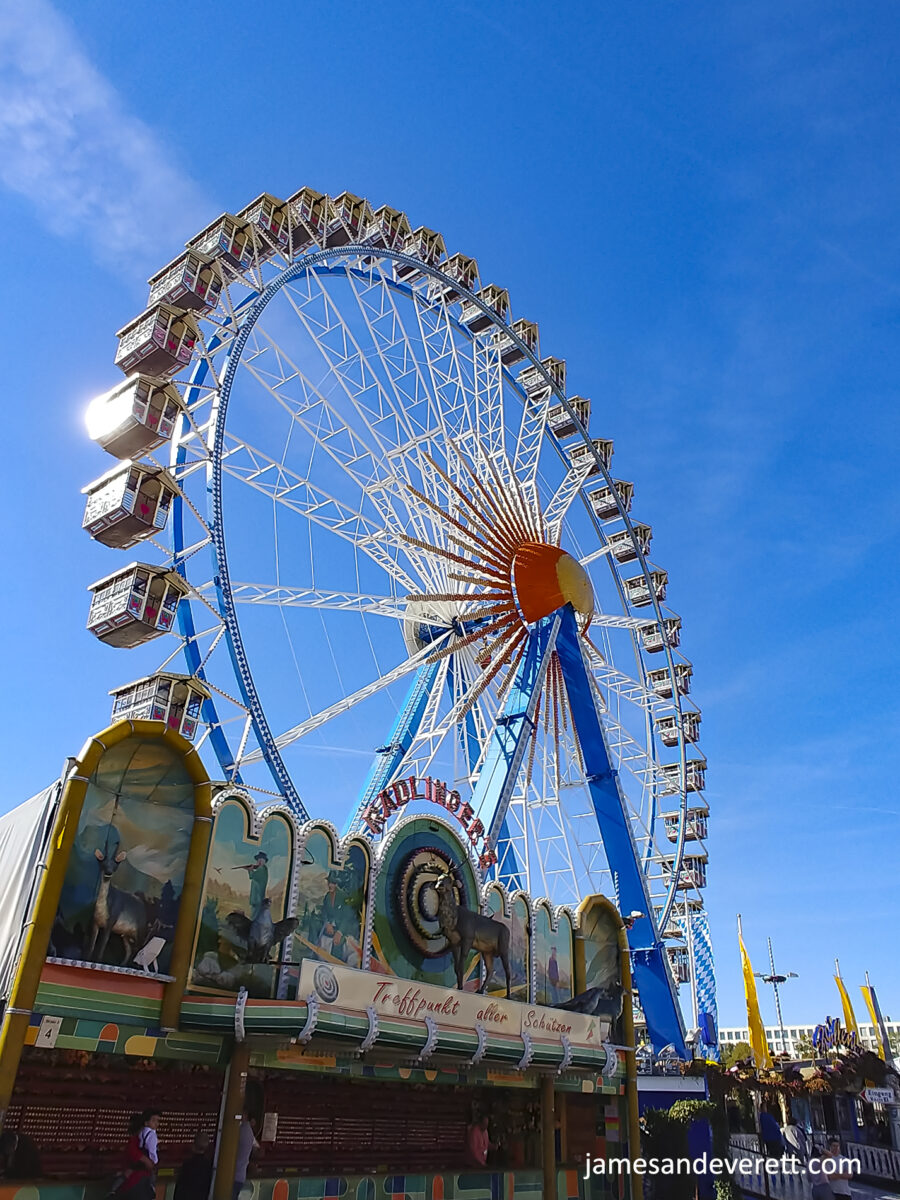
top-left (446, 658), bottom-right (529, 892)
top-left (554, 604), bottom-right (687, 1056)
top-left (344, 662), bottom-right (440, 837)
top-left (468, 617), bottom-right (559, 871)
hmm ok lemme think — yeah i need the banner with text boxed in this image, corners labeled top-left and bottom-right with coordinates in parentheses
top-left (299, 960), bottom-right (608, 1047)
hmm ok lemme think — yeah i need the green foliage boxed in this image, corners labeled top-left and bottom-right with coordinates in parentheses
top-left (641, 1099), bottom-right (742, 1200)
top-left (721, 1040), bottom-right (753, 1068)
top-left (794, 1033), bottom-right (815, 1059)
top-left (194, 895), bottom-right (221, 958)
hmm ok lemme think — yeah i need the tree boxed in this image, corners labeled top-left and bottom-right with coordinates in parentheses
top-left (794, 1033), bottom-right (815, 1059)
top-left (721, 1041), bottom-right (753, 1068)
top-left (642, 1100), bottom-right (742, 1200)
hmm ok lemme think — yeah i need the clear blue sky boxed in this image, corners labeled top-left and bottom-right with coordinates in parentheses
top-left (0, 0), bottom-right (897, 1028)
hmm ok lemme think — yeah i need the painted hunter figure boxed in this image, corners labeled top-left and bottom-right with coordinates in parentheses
top-left (292, 832), bottom-right (367, 973)
top-left (315, 872), bottom-right (360, 968)
top-left (226, 849), bottom-right (297, 966)
top-left (238, 852), bottom-right (269, 917)
top-left (316, 873), bottom-right (342, 953)
top-left (548, 947), bottom-right (560, 1003)
top-left (190, 799), bottom-right (295, 997)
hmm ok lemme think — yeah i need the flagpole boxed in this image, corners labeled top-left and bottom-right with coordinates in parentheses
top-left (738, 915), bottom-right (772, 1070)
top-left (768, 938), bottom-right (787, 1052)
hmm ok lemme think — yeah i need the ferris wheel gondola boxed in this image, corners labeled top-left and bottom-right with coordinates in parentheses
top-left (78, 188), bottom-right (716, 1055)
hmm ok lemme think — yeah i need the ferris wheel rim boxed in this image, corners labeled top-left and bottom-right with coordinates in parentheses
top-left (165, 239), bottom-right (696, 923)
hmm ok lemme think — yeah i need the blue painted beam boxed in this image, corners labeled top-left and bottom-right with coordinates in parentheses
top-left (554, 604), bottom-right (687, 1057)
top-left (470, 617), bottom-right (559, 856)
top-left (443, 660), bottom-right (527, 892)
top-left (343, 662), bottom-right (440, 837)
top-left (492, 814), bottom-right (525, 893)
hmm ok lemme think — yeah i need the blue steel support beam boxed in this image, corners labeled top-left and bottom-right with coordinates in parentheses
top-left (174, 350), bottom-right (243, 784)
top-left (448, 661), bottom-right (528, 894)
top-left (344, 662), bottom-right (440, 837)
top-left (447, 658), bottom-right (482, 780)
top-left (492, 814), bottom-right (525, 893)
top-left (554, 604), bottom-right (687, 1057)
top-left (470, 617), bottom-right (559, 857)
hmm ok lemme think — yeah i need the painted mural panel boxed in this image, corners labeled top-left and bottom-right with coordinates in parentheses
top-left (534, 904), bottom-right (573, 1006)
top-left (482, 886), bottom-right (529, 1001)
top-left (480, 886), bottom-right (505, 998)
top-left (290, 829), bottom-right (368, 974)
top-left (580, 901), bottom-right (621, 994)
top-left (510, 895), bottom-right (532, 1003)
top-left (370, 817), bottom-right (483, 990)
top-left (190, 798), bottom-right (294, 998)
top-left (555, 910), bottom-right (576, 1004)
top-left (51, 735), bottom-right (194, 973)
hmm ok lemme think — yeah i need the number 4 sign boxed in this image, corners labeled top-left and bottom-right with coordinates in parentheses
top-left (34, 1016), bottom-right (62, 1048)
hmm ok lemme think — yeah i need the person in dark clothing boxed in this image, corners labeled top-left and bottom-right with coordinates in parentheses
top-left (759, 1106), bottom-right (784, 1157)
top-left (116, 1109), bottom-right (159, 1200)
top-left (173, 1131), bottom-right (212, 1200)
top-left (0, 1130), bottom-right (41, 1179)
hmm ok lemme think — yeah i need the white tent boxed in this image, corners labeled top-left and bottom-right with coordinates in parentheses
top-left (0, 779), bottom-right (63, 1009)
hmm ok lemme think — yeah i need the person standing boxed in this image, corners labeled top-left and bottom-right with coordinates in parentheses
top-left (233, 1114), bottom-right (259, 1200)
top-left (806, 1152), bottom-right (835, 1200)
top-left (173, 1131), bottom-right (212, 1200)
top-left (826, 1137), bottom-right (856, 1200)
top-left (116, 1110), bottom-right (160, 1200)
top-left (138, 1111), bottom-right (160, 1178)
top-left (783, 1115), bottom-right (809, 1163)
top-left (759, 1105), bottom-right (784, 1158)
top-left (466, 1114), bottom-right (491, 1168)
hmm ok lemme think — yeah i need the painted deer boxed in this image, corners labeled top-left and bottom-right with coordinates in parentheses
top-left (434, 872), bottom-right (511, 997)
top-left (89, 846), bottom-right (148, 965)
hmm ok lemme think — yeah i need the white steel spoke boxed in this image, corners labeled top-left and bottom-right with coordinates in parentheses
top-left (580, 544), bottom-right (615, 569)
top-left (472, 337), bottom-right (506, 466)
top-left (513, 388), bottom-right (551, 487)
top-left (544, 460), bottom-right (594, 543)
top-left (220, 431), bottom-right (420, 592)
top-left (212, 583), bottom-right (412, 620)
top-left (411, 292), bottom-right (476, 486)
top-left (267, 279), bottom-right (448, 589)
top-left (239, 636), bottom-right (448, 765)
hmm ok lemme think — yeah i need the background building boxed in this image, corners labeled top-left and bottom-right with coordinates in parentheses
top-left (720, 1021), bottom-right (900, 1059)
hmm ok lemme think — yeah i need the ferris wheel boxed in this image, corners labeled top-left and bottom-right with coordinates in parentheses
top-left (79, 188), bottom-right (715, 1055)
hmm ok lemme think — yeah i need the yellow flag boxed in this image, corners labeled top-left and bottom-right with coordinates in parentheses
top-left (861, 982), bottom-right (892, 1062)
top-left (738, 916), bottom-right (772, 1069)
top-left (834, 962), bottom-right (859, 1038)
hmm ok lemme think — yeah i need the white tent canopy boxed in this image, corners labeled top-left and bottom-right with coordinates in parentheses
top-left (0, 779), bottom-right (63, 1008)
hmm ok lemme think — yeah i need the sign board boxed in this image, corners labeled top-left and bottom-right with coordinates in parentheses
top-left (862, 1087), bottom-right (896, 1106)
top-left (35, 1016), bottom-right (63, 1049)
top-left (359, 775), bottom-right (497, 867)
top-left (261, 1112), bottom-right (278, 1141)
top-left (812, 1016), bottom-right (857, 1052)
top-left (299, 960), bottom-right (608, 1048)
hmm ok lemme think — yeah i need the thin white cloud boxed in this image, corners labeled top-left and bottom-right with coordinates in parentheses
top-left (0, 0), bottom-right (212, 270)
